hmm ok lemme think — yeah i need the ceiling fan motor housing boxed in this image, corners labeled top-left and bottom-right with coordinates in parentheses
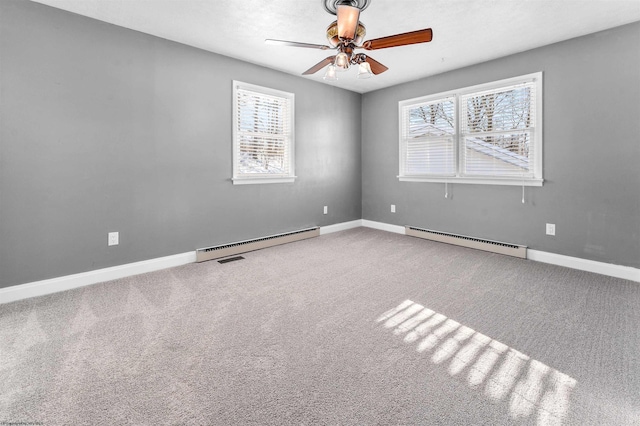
top-left (322, 0), bottom-right (370, 15)
top-left (326, 21), bottom-right (366, 46)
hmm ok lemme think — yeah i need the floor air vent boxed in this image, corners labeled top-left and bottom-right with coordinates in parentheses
top-left (218, 256), bottom-right (244, 264)
top-left (196, 227), bottom-right (320, 263)
top-left (405, 226), bottom-right (527, 258)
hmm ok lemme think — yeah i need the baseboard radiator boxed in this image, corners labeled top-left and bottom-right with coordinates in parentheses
top-left (405, 226), bottom-right (527, 259)
top-left (196, 227), bottom-right (320, 263)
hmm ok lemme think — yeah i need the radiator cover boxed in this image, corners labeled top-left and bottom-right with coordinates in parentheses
top-left (196, 227), bottom-right (320, 262)
top-left (406, 226), bottom-right (527, 258)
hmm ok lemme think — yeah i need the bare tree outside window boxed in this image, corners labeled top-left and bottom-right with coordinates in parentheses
top-left (233, 81), bottom-right (295, 184)
top-left (464, 87), bottom-right (532, 159)
top-left (237, 91), bottom-right (290, 175)
top-left (404, 97), bottom-right (456, 176)
top-left (399, 73), bottom-right (542, 185)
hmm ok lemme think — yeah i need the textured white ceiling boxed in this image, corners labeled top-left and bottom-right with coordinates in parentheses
top-left (31, 0), bottom-right (640, 93)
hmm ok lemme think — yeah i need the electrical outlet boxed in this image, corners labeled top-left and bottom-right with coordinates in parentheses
top-left (391, 204), bottom-right (396, 213)
top-left (546, 223), bottom-right (556, 236)
top-left (323, 206), bottom-right (328, 215)
top-left (108, 232), bottom-right (119, 246)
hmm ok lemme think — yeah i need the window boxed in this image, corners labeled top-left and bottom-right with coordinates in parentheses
top-left (399, 72), bottom-right (543, 186)
top-left (232, 81), bottom-right (295, 184)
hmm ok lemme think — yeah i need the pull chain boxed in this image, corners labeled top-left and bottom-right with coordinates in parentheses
top-left (445, 182), bottom-right (448, 199)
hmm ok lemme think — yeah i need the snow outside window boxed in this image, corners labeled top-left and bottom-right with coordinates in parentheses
top-left (399, 72), bottom-right (543, 186)
top-left (232, 81), bottom-right (295, 185)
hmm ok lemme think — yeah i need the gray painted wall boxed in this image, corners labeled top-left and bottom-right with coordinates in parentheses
top-left (362, 22), bottom-right (640, 269)
top-left (1, 1), bottom-right (638, 291)
top-left (0, 1), bottom-right (362, 288)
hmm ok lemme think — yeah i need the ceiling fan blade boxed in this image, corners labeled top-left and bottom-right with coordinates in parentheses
top-left (363, 28), bottom-right (433, 50)
top-left (336, 5), bottom-right (360, 40)
top-left (265, 39), bottom-right (332, 50)
top-left (302, 56), bottom-right (336, 75)
top-left (364, 56), bottom-right (389, 75)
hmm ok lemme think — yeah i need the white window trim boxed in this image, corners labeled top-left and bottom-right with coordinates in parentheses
top-left (232, 81), bottom-right (296, 185)
top-left (232, 176), bottom-right (296, 185)
top-left (398, 72), bottom-right (543, 187)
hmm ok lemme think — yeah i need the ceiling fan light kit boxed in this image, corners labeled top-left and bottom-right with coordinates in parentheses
top-left (323, 64), bottom-right (338, 81)
top-left (357, 61), bottom-right (373, 79)
top-left (266, 0), bottom-right (433, 80)
top-left (335, 51), bottom-right (351, 70)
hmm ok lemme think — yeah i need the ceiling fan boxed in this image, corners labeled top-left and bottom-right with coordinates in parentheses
top-left (265, 0), bottom-right (433, 80)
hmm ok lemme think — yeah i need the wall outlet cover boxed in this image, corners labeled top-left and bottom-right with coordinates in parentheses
top-left (108, 232), bottom-right (119, 246)
top-left (546, 223), bottom-right (556, 236)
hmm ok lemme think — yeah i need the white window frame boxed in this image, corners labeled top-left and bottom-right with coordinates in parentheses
top-left (398, 72), bottom-right (543, 186)
top-left (232, 81), bottom-right (296, 185)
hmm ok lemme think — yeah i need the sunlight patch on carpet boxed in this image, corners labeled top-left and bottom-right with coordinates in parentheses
top-left (376, 300), bottom-right (577, 426)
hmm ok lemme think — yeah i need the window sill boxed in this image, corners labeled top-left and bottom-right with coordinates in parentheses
top-left (232, 176), bottom-right (297, 185)
top-left (398, 176), bottom-right (543, 187)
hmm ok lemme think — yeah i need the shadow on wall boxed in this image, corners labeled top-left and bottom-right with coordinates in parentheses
top-left (376, 300), bottom-right (577, 426)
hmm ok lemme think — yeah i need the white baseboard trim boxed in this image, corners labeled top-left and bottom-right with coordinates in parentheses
top-left (527, 250), bottom-right (640, 282)
top-left (361, 220), bottom-right (406, 235)
top-left (362, 219), bottom-right (639, 282)
top-left (320, 220), bottom-right (363, 235)
top-left (0, 252), bottom-right (196, 305)
top-left (3, 222), bottom-right (637, 305)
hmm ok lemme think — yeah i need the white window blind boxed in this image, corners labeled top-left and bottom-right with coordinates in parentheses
top-left (401, 96), bottom-right (456, 176)
top-left (232, 81), bottom-right (295, 185)
top-left (398, 72), bottom-right (543, 186)
top-left (460, 82), bottom-right (536, 178)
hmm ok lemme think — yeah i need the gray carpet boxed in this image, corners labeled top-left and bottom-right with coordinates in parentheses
top-left (1, 227), bottom-right (639, 425)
